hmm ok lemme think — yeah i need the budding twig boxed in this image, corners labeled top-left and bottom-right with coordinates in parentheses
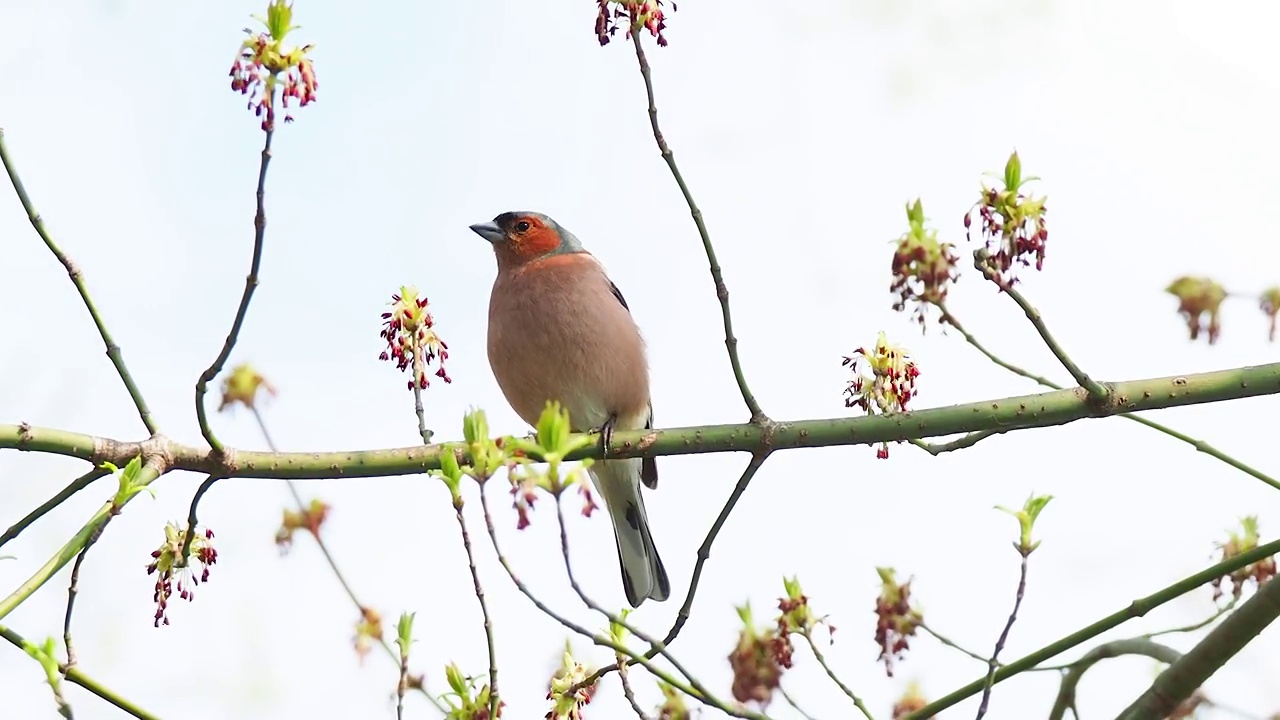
top-left (0, 624), bottom-right (158, 720)
top-left (195, 125), bottom-right (276, 454)
top-left (0, 129), bottom-right (158, 435)
top-left (629, 31), bottom-right (767, 424)
top-left (938, 303), bottom-right (1280, 492)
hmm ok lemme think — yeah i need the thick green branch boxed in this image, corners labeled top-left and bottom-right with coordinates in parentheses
top-left (0, 130), bottom-right (158, 435)
top-left (1117, 577), bottom-right (1280, 719)
top-left (4, 362), bottom-right (1279, 480)
top-left (0, 460), bottom-right (164, 621)
top-left (1, 624), bottom-right (159, 720)
top-left (904, 536), bottom-right (1280, 719)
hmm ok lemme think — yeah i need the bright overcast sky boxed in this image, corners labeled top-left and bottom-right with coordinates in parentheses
top-left (3, 0), bottom-right (1280, 718)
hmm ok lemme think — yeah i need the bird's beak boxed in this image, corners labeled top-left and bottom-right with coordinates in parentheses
top-left (469, 221), bottom-right (505, 245)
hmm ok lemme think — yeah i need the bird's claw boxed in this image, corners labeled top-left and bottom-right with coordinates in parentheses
top-left (595, 413), bottom-right (617, 460)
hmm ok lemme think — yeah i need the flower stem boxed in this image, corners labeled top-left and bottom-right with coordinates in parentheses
top-left (802, 630), bottom-right (875, 720)
top-left (973, 249), bottom-right (1108, 401)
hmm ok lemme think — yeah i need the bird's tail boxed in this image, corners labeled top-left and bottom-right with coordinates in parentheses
top-left (588, 458), bottom-right (670, 608)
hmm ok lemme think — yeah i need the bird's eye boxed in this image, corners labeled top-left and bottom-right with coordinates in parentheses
top-left (514, 220), bottom-right (531, 233)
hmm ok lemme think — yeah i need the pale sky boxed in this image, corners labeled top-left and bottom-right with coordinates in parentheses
top-left (3, 0), bottom-right (1280, 718)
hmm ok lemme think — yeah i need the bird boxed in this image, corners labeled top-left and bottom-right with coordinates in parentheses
top-left (469, 211), bottom-right (671, 608)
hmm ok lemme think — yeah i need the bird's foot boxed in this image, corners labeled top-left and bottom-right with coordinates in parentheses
top-left (594, 413), bottom-right (618, 459)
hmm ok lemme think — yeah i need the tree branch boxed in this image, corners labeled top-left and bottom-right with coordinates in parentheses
top-left (629, 32), bottom-right (766, 423)
top-left (1047, 639), bottom-right (1182, 720)
top-left (579, 451), bottom-right (772, 690)
top-left (454, 496), bottom-right (499, 719)
top-left (975, 551), bottom-right (1030, 719)
top-left (939, 304), bottom-right (1280, 492)
top-left (1, 624), bottom-right (160, 720)
top-left (903, 535), bottom-right (1280, 719)
top-left (5, 362), bottom-right (1280, 479)
top-left (0, 129), bottom-right (158, 435)
top-left (478, 489), bottom-right (772, 720)
top-left (0, 459), bottom-right (165, 621)
top-left (0, 467), bottom-right (109, 549)
top-left (248, 406), bottom-right (448, 714)
top-left (1116, 576), bottom-right (1280, 719)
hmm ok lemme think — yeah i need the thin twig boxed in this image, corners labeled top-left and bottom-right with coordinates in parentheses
top-left (0, 467), bottom-right (109, 549)
top-left (617, 659), bottom-right (653, 720)
top-left (778, 684), bottom-right (818, 720)
top-left (552, 497), bottom-right (719, 701)
top-left (248, 406), bottom-right (448, 714)
top-left (477, 490), bottom-right (772, 720)
top-left (938, 303), bottom-right (1280, 492)
top-left (453, 496), bottom-right (499, 718)
top-left (1, 623), bottom-right (160, 720)
top-left (910, 430), bottom-right (1002, 456)
top-left (251, 407), bottom-right (364, 606)
top-left (195, 126), bottom-right (275, 454)
top-left (0, 459), bottom-right (165, 622)
top-left (801, 631), bottom-right (875, 720)
top-left (1047, 638), bottom-right (1182, 720)
top-left (1142, 598), bottom-right (1236, 639)
top-left (629, 31), bottom-right (766, 423)
top-left (577, 451), bottom-right (771, 690)
top-left (0, 129), bottom-right (158, 435)
top-left (975, 552), bottom-right (1030, 719)
top-left (920, 622), bottom-right (992, 664)
top-left (63, 515), bottom-right (113, 669)
top-left (971, 250), bottom-right (1107, 401)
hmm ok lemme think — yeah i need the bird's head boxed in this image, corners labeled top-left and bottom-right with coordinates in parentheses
top-left (469, 211), bottom-right (585, 269)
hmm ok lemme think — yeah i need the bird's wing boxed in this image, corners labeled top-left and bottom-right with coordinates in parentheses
top-left (608, 279), bottom-right (659, 490)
